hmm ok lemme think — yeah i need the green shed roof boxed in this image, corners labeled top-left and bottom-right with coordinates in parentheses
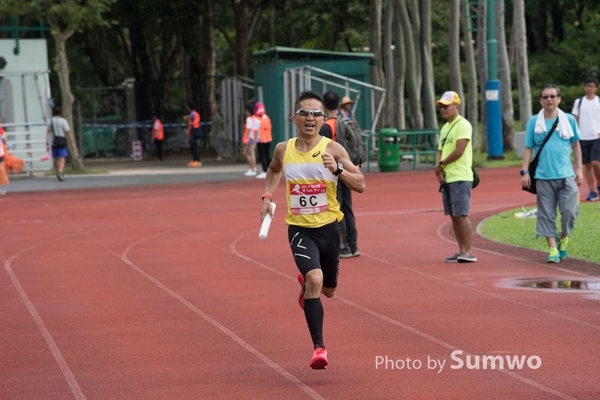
top-left (253, 46), bottom-right (374, 63)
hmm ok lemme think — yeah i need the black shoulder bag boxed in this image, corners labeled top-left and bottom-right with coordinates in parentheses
top-left (51, 119), bottom-right (68, 148)
top-left (522, 118), bottom-right (559, 194)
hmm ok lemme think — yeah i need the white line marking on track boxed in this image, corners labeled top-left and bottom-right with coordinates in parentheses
top-left (4, 235), bottom-right (87, 400)
top-left (334, 296), bottom-right (578, 400)
top-left (231, 227), bottom-right (581, 400)
top-left (122, 232), bottom-right (325, 400)
top-left (363, 249), bottom-right (600, 331)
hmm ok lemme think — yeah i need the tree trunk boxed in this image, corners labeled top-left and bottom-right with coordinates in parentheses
top-left (395, 0), bottom-right (422, 129)
top-left (53, 29), bottom-right (84, 170)
top-left (533, 0), bottom-right (549, 52)
top-left (369, 0), bottom-right (384, 129)
top-left (232, 0), bottom-right (249, 78)
top-left (449, 0), bottom-right (464, 115)
top-left (407, 0), bottom-right (422, 95)
top-left (392, 0), bottom-right (406, 130)
top-left (497, 0), bottom-right (515, 150)
top-left (205, 0), bottom-right (217, 107)
top-left (513, 0), bottom-right (532, 131)
top-left (382, 0), bottom-right (395, 127)
top-left (420, 0), bottom-right (437, 129)
top-left (476, 0), bottom-right (488, 151)
top-left (462, 0), bottom-right (479, 150)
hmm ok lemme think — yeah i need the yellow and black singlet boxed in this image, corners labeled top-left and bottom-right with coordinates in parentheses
top-left (283, 137), bottom-right (343, 228)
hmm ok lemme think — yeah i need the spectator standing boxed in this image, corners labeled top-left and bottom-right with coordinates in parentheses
top-left (340, 96), bottom-right (355, 120)
top-left (254, 101), bottom-right (272, 179)
top-left (185, 104), bottom-right (202, 167)
top-left (242, 103), bottom-right (259, 176)
top-left (210, 104), bottom-right (226, 161)
top-left (571, 77), bottom-right (600, 201)
top-left (433, 91), bottom-right (477, 263)
top-left (0, 122), bottom-right (9, 194)
top-left (320, 91), bottom-right (360, 258)
top-left (151, 114), bottom-right (164, 162)
top-left (521, 83), bottom-right (583, 263)
top-left (46, 107), bottom-right (70, 181)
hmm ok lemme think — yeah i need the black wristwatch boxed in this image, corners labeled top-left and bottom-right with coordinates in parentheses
top-left (437, 160), bottom-right (444, 167)
top-left (520, 170), bottom-right (529, 176)
top-left (333, 162), bottom-right (344, 176)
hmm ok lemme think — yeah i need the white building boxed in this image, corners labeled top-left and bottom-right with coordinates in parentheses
top-left (0, 38), bottom-right (52, 173)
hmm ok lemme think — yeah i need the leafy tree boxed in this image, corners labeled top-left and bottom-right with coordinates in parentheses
top-left (0, 0), bottom-right (115, 170)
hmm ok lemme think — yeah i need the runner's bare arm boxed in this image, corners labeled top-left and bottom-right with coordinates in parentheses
top-left (261, 141), bottom-right (286, 220)
top-left (323, 141), bottom-right (365, 193)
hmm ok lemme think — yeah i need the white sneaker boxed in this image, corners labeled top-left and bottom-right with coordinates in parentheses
top-left (256, 172), bottom-right (267, 179)
top-left (244, 169), bottom-right (257, 176)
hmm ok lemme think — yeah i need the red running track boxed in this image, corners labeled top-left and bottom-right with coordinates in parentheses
top-left (1, 167), bottom-right (599, 400)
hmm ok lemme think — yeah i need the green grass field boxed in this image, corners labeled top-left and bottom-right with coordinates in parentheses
top-left (473, 150), bottom-right (522, 168)
top-left (479, 202), bottom-right (600, 263)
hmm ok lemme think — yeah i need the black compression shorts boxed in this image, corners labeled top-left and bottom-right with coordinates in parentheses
top-left (288, 221), bottom-right (340, 289)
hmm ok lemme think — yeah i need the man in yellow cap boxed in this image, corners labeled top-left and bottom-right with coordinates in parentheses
top-left (433, 91), bottom-right (477, 263)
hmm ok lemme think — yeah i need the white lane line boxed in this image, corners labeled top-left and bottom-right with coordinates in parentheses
top-left (51, 196), bottom-right (321, 399)
top-left (231, 229), bottom-right (579, 400)
top-left (121, 233), bottom-right (325, 400)
top-left (4, 235), bottom-right (87, 400)
top-left (334, 296), bottom-right (578, 400)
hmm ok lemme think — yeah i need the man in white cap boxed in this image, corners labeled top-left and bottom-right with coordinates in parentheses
top-left (433, 91), bottom-right (477, 263)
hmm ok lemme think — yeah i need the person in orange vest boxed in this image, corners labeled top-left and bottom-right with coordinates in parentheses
top-left (0, 121), bottom-right (7, 193)
top-left (185, 104), bottom-right (202, 167)
top-left (151, 114), bottom-right (164, 162)
top-left (254, 101), bottom-right (272, 179)
top-left (0, 120), bottom-right (25, 194)
top-left (242, 103), bottom-right (259, 176)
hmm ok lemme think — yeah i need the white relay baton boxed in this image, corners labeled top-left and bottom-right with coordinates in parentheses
top-left (259, 202), bottom-right (276, 240)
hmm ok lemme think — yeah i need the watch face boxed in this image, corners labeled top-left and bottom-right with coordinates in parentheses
top-left (338, 162), bottom-right (344, 170)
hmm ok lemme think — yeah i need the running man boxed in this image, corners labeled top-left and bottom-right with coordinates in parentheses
top-left (260, 91), bottom-right (365, 369)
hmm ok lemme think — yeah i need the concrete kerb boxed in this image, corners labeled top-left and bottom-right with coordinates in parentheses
top-left (3, 154), bottom-right (436, 194)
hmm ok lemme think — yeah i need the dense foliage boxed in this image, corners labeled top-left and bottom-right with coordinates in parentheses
top-left (1, 0), bottom-right (599, 122)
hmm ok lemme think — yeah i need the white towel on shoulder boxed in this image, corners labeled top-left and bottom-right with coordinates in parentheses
top-left (534, 109), bottom-right (574, 139)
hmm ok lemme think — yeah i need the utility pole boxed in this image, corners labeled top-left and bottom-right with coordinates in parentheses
top-left (486, 0), bottom-right (504, 159)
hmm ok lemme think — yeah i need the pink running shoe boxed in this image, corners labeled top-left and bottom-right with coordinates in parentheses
top-left (309, 348), bottom-right (328, 369)
top-left (297, 273), bottom-right (305, 310)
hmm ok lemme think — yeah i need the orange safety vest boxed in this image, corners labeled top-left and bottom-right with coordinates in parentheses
top-left (0, 124), bottom-right (4, 158)
top-left (153, 119), bottom-right (164, 141)
top-left (323, 118), bottom-right (337, 141)
top-left (188, 110), bottom-right (201, 134)
top-left (259, 114), bottom-right (273, 143)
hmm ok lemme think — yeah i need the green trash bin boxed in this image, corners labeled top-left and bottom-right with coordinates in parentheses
top-left (378, 127), bottom-right (400, 172)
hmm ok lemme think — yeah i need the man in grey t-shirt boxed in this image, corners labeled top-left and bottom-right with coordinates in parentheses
top-left (46, 107), bottom-right (70, 181)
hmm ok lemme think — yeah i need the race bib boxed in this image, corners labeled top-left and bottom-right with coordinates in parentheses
top-left (289, 183), bottom-right (328, 215)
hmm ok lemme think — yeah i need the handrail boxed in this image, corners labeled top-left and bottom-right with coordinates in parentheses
top-left (364, 129), bottom-right (440, 172)
top-left (362, 132), bottom-right (377, 173)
